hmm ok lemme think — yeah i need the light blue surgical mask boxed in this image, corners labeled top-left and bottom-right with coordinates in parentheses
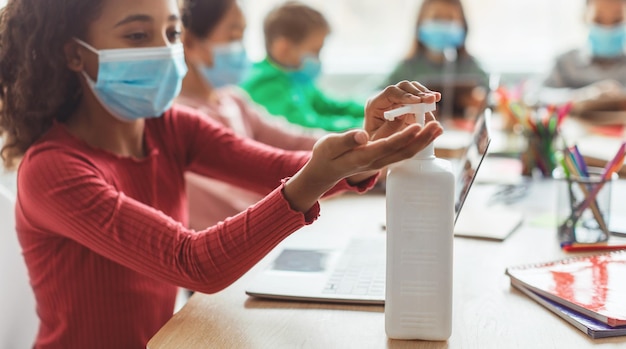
top-left (418, 20), bottom-right (466, 52)
top-left (588, 23), bottom-right (626, 58)
top-left (197, 41), bottom-right (249, 88)
top-left (75, 39), bottom-right (188, 122)
top-left (289, 55), bottom-right (322, 84)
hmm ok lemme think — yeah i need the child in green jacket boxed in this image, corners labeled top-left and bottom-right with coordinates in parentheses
top-left (240, 1), bottom-right (364, 132)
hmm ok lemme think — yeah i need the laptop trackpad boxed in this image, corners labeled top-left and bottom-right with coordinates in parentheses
top-left (272, 249), bottom-right (329, 272)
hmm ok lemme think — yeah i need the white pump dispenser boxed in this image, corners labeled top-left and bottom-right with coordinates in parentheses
top-left (384, 103), bottom-right (455, 340)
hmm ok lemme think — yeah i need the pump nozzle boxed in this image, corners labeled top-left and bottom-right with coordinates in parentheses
top-left (383, 105), bottom-right (415, 121)
top-left (383, 103), bottom-right (438, 159)
top-left (383, 103), bottom-right (437, 124)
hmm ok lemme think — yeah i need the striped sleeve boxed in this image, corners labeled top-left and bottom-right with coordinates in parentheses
top-left (17, 149), bottom-right (315, 294)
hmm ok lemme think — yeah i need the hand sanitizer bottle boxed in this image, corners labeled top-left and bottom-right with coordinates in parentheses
top-left (384, 103), bottom-right (455, 340)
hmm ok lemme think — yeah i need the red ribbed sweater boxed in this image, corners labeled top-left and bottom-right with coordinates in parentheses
top-left (15, 105), bottom-right (373, 348)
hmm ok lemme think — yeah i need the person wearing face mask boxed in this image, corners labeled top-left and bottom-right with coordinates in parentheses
top-left (178, 0), bottom-right (322, 230)
top-left (0, 0), bottom-right (443, 347)
top-left (383, 0), bottom-right (488, 119)
top-left (240, 1), bottom-right (364, 132)
top-left (540, 0), bottom-right (626, 107)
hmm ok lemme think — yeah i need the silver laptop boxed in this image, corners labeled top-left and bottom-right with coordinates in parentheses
top-left (245, 110), bottom-right (493, 305)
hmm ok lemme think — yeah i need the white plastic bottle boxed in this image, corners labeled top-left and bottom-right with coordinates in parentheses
top-left (384, 103), bottom-right (455, 340)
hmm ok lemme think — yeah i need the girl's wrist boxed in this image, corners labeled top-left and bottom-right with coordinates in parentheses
top-left (346, 170), bottom-right (380, 186)
top-left (283, 165), bottom-right (337, 213)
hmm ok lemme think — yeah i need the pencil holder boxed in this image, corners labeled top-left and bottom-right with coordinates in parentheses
top-left (521, 130), bottom-right (558, 178)
top-left (554, 167), bottom-right (615, 245)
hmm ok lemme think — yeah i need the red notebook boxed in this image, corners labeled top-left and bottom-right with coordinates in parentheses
top-left (506, 251), bottom-right (626, 327)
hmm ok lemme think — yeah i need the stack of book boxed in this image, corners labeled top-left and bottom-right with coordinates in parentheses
top-left (506, 251), bottom-right (626, 339)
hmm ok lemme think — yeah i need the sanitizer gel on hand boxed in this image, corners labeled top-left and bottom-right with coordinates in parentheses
top-left (384, 103), bottom-right (455, 340)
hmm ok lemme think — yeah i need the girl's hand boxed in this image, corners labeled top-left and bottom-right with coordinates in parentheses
top-left (348, 80), bottom-right (440, 184)
top-left (364, 81), bottom-right (441, 141)
top-left (283, 120), bottom-right (443, 213)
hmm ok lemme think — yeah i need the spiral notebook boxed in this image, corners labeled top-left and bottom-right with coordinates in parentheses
top-left (506, 251), bottom-right (626, 329)
top-left (511, 280), bottom-right (626, 339)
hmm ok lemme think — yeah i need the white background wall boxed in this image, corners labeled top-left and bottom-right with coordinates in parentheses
top-left (0, 0), bottom-right (588, 76)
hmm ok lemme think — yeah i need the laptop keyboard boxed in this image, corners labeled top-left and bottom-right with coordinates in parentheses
top-left (322, 238), bottom-right (386, 297)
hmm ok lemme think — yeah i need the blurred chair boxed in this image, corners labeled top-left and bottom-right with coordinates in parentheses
top-left (0, 185), bottom-right (38, 348)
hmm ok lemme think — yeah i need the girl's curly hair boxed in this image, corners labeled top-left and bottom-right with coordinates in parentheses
top-left (0, 0), bottom-right (104, 169)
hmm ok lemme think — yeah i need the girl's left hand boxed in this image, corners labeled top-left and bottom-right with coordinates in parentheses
top-left (283, 120), bottom-right (443, 213)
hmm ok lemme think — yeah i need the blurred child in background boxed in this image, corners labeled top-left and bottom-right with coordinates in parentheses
top-left (240, 1), bottom-right (364, 132)
top-left (179, 0), bottom-right (320, 229)
top-left (383, 0), bottom-right (487, 119)
top-left (541, 0), bottom-right (626, 108)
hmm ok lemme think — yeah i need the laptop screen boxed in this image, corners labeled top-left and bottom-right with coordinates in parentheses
top-left (454, 109), bottom-right (492, 224)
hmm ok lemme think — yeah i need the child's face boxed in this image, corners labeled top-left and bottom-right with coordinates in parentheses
top-left (85, 0), bottom-right (181, 49)
top-left (282, 29), bottom-right (328, 68)
top-left (81, 0), bottom-right (182, 77)
top-left (187, 1), bottom-right (246, 67)
top-left (588, 0), bottom-right (626, 26)
top-left (207, 2), bottom-right (246, 45)
top-left (420, 1), bottom-right (464, 27)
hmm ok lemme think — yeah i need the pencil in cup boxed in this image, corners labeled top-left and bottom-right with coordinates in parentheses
top-left (562, 153), bottom-right (609, 233)
top-left (516, 105), bottom-right (565, 178)
top-left (574, 142), bottom-right (626, 217)
top-left (554, 167), bottom-right (614, 244)
top-left (522, 128), bottom-right (558, 177)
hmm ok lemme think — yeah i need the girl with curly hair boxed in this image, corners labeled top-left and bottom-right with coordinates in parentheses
top-left (0, 0), bottom-right (442, 347)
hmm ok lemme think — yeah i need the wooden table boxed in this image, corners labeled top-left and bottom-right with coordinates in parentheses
top-left (148, 180), bottom-right (626, 349)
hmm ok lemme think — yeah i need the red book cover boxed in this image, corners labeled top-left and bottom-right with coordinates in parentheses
top-left (506, 251), bottom-right (626, 327)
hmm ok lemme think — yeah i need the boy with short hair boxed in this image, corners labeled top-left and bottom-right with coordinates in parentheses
top-left (241, 1), bottom-right (364, 132)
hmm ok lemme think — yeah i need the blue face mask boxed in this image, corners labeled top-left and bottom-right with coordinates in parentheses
top-left (588, 23), bottom-right (626, 58)
top-left (418, 20), bottom-right (466, 52)
top-left (197, 41), bottom-right (249, 88)
top-left (75, 39), bottom-right (188, 122)
top-left (289, 55), bottom-right (322, 84)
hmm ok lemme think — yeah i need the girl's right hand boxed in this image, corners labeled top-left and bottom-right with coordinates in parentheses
top-left (283, 118), bottom-right (443, 213)
top-left (364, 81), bottom-right (441, 142)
